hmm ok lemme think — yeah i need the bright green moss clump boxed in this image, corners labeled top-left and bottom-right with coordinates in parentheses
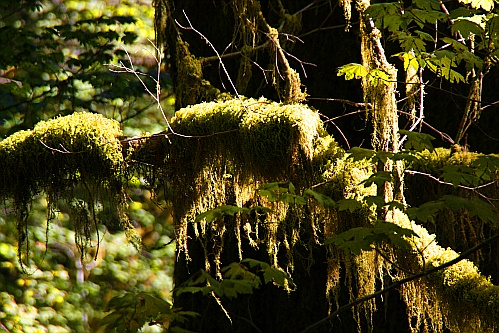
top-left (0, 112), bottom-right (128, 264)
top-left (169, 97), bottom-right (327, 180)
top-left (0, 112), bottom-right (124, 197)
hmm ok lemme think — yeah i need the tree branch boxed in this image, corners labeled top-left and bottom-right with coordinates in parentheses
top-left (299, 231), bottom-right (499, 333)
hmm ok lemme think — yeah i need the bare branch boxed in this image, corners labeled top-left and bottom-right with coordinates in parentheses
top-left (404, 169), bottom-right (498, 202)
top-left (176, 11), bottom-right (242, 102)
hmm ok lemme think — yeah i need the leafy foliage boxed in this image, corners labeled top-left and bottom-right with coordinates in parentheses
top-left (325, 221), bottom-right (417, 255)
top-left (336, 63), bottom-right (390, 86)
top-left (0, 0), bottom-right (164, 138)
top-left (174, 259), bottom-right (295, 300)
top-left (102, 292), bottom-right (197, 333)
top-left (407, 195), bottom-right (497, 224)
top-left (399, 130), bottom-right (435, 152)
top-left (366, 0), bottom-right (499, 86)
top-left (259, 182), bottom-right (308, 206)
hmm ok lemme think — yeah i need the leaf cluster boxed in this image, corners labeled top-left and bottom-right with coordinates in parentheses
top-left (364, 0), bottom-right (499, 84)
top-left (174, 259), bottom-right (295, 299)
top-left (407, 194), bottom-right (497, 224)
top-left (325, 221), bottom-right (417, 254)
top-left (102, 292), bottom-right (197, 333)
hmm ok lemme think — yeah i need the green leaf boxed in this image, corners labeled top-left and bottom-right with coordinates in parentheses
top-left (449, 7), bottom-right (478, 20)
top-left (194, 205), bottom-right (250, 223)
top-left (325, 222), bottom-right (417, 254)
top-left (325, 227), bottom-right (376, 254)
top-left (452, 19), bottom-right (485, 38)
top-left (303, 189), bottom-right (336, 208)
top-left (259, 182), bottom-right (289, 201)
top-left (366, 2), bottom-right (409, 32)
top-left (241, 259), bottom-right (295, 289)
top-left (174, 270), bottom-right (218, 297)
top-left (385, 200), bottom-right (406, 211)
top-left (241, 258), bottom-right (271, 270)
top-left (441, 165), bottom-right (480, 187)
top-left (441, 195), bottom-right (497, 223)
top-left (414, 0), bottom-right (442, 11)
top-left (399, 130), bottom-right (435, 152)
top-left (362, 171), bottom-right (392, 187)
top-left (347, 147), bottom-right (376, 162)
top-left (337, 198), bottom-right (362, 213)
top-left (261, 266), bottom-right (295, 289)
top-left (367, 68), bottom-right (391, 86)
top-left (406, 200), bottom-right (445, 223)
top-left (425, 51), bottom-right (465, 83)
top-left (471, 155), bottom-right (499, 178)
top-left (259, 182), bottom-right (307, 206)
top-left (373, 221), bottom-right (417, 250)
top-left (337, 63), bottom-right (368, 80)
top-left (103, 292), bottom-right (175, 333)
top-left (218, 279), bottom-right (257, 298)
top-left (365, 195), bottom-right (387, 208)
top-left (376, 151), bottom-right (395, 164)
top-left (392, 151), bottom-right (420, 162)
top-left (407, 195), bottom-right (497, 224)
top-left (394, 52), bottom-right (420, 71)
top-left (222, 262), bottom-right (260, 283)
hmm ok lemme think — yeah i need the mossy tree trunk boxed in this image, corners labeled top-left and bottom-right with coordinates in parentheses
top-left (151, 1), bottom-right (499, 332)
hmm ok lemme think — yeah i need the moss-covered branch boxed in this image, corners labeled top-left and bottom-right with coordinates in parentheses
top-left (0, 112), bottom-right (135, 265)
top-left (1, 99), bottom-right (498, 331)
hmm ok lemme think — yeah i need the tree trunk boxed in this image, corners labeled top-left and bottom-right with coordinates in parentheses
top-left (153, 1), bottom-right (499, 332)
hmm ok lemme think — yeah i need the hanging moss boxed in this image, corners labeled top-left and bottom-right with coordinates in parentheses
top-left (3, 100), bottom-right (499, 331)
top-left (391, 213), bottom-right (499, 333)
top-left (0, 112), bottom-right (136, 265)
top-left (405, 148), bottom-right (499, 269)
top-left (157, 97), bottom-right (499, 332)
top-left (154, 97), bottom-right (336, 273)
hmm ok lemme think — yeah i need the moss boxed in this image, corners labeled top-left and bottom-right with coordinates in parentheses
top-left (0, 112), bottom-right (134, 265)
top-left (164, 97), bottom-right (499, 331)
top-left (168, 97), bottom-right (326, 180)
top-left (406, 148), bottom-right (499, 268)
top-left (174, 38), bottom-right (221, 108)
top-left (159, 97), bottom-right (335, 270)
top-left (4, 99), bottom-right (499, 331)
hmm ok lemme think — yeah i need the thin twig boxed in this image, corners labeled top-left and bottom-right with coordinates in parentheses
top-left (176, 11), bottom-right (243, 103)
top-left (200, 41), bottom-right (270, 64)
top-left (405, 169), bottom-right (497, 202)
top-left (108, 41), bottom-right (244, 140)
top-left (308, 97), bottom-right (370, 108)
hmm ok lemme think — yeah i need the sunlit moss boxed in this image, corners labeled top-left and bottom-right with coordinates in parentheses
top-left (3, 98), bottom-right (499, 331)
top-left (159, 97), bottom-right (335, 271)
top-left (161, 97), bottom-right (499, 332)
top-left (402, 218), bottom-right (499, 332)
top-left (0, 112), bottom-right (135, 266)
